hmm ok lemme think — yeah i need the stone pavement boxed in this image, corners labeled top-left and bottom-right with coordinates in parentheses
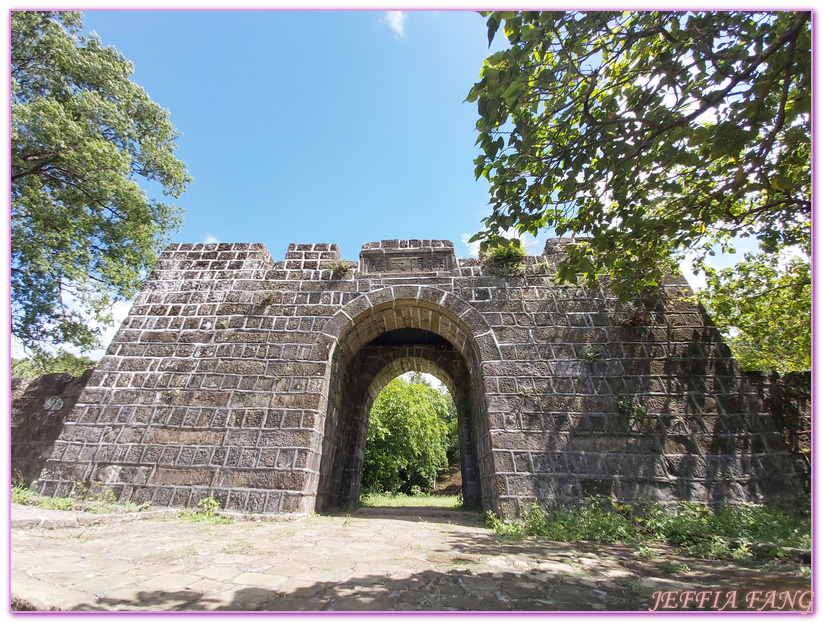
top-left (10, 505), bottom-right (812, 612)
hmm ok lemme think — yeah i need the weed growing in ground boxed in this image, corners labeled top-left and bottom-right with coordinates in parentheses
top-left (11, 481), bottom-right (150, 514)
top-left (417, 590), bottom-right (449, 608)
top-left (11, 482), bottom-right (36, 505)
top-left (37, 496), bottom-right (77, 511)
top-left (198, 495), bottom-right (220, 516)
top-left (176, 495), bottom-right (234, 525)
top-left (634, 545), bottom-right (655, 559)
top-left (614, 576), bottom-right (645, 595)
top-left (658, 561), bottom-right (690, 574)
top-left (486, 497), bottom-right (810, 561)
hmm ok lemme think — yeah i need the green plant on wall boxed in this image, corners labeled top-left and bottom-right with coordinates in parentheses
top-left (617, 398), bottom-right (656, 434)
top-left (483, 242), bottom-right (526, 277)
top-left (329, 260), bottom-right (355, 278)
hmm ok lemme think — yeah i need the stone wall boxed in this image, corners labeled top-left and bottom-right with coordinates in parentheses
top-left (745, 371), bottom-right (811, 495)
top-left (30, 239), bottom-right (804, 516)
top-left (12, 370), bottom-right (93, 485)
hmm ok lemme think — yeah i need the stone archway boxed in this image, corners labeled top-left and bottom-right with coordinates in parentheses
top-left (313, 287), bottom-right (499, 512)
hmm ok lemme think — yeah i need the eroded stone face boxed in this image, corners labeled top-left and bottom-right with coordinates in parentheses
top-left (27, 240), bottom-right (804, 515)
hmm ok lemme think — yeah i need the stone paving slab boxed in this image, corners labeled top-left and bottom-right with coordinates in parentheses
top-left (10, 506), bottom-right (812, 612)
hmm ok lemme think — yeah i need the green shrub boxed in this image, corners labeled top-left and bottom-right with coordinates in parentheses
top-left (483, 243), bottom-right (527, 276)
top-left (487, 497), bottom-right (810, 559)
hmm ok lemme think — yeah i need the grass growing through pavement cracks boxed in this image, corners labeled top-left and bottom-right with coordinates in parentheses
top-left (486, 497), bottom-right (810, 561)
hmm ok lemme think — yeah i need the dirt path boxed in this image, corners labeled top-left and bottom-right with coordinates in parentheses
top-left (10, 506), bottom-right (811, 612)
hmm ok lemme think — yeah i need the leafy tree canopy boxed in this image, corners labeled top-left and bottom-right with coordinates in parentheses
top-left (701, 244), bottom-right (810, 373)
top-left (363, 377), bottom-right (456, 494)
top-left (12, 350), bottom-right (97, 380)
top-left (12, 11), bottom-right (191, 354)
top-left (468, 11), bottom-right (810, 371)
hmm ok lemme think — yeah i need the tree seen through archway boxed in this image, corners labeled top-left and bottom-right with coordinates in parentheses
top-left (361, 373), bottom-right (459, 497)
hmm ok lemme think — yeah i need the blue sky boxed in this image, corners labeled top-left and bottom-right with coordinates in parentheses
top-left (10, 7), bottom-right (779, 359)
top-left (80, 10), bottom-right (513, 263)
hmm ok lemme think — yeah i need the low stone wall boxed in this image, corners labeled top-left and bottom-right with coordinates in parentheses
top-left (11, 370), bottom-right (94, 485)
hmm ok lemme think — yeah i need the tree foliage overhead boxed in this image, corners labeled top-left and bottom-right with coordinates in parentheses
top-left (11, 11), bottom-right (191, 354)
top-left (468, 11), bottom-right (810, 371)
top-left (363, 377), bottom-right (456, 494)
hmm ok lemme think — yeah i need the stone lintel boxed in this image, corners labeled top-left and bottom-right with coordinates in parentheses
top-left (360, 241), bottom-right (457, 275)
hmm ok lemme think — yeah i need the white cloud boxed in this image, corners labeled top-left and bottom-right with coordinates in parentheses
top-left (203, 234), bottom-right (220, 244)
top-left (461, 233), bottom-right (481, 258)
top-left (383, 11), bottom-right (407, 37)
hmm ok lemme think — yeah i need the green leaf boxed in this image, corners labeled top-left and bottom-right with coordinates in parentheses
top-left (502, 81), bottom-right (525, 106)
top-left (487, 16), bottom-right (500, 46)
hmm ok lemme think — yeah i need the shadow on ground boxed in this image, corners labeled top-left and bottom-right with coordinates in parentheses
top-left (58, 569), bottom-right (650, 612)
top-left (60, 551), bottom-right (811, 612)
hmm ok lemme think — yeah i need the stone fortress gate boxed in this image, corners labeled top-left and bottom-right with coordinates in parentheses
top-left (31, 240), bottom-right (803, 516)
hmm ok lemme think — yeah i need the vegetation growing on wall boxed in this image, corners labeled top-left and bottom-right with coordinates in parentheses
top-left (482, 241), bottom-right (527, 276)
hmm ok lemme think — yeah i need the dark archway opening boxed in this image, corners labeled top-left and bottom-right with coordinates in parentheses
top-left (317, 327), bottom-right (483, 511)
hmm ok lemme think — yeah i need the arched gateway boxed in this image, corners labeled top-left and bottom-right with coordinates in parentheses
top-left (32, 240), bottom-right (802, 516)
top-left (314, 287), bottom-right (499, 511)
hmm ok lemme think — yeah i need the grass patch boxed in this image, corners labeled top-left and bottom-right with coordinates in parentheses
top-left (360, 491), bottom-right (463, 509)
top-left (11, 483), bottom-right (36, 505)
top-left (486, 497), bottom-right (810, 561)
top-left (11, 483), bottom-right (150, 514)
top-left (36, 496), bottom-right (77, 511)
top-left (175, 509), bottom-right (234, 525)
